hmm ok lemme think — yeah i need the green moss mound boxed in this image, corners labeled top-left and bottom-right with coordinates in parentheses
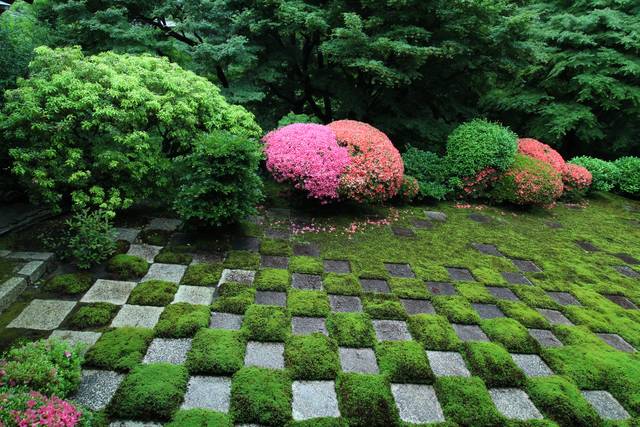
top-left (155, 303), bottom-right (210, 338)
top-left (326, 313), bottom-right (376, 347)
top-left (336, 373), bottom-right (399, 427)
top-left (407, 314), bottom-right (461, 351)
top-left (243, 305), bottom-right (291, 341)
top-left (463, 342), bottom-right (525, 387)
top-left (43, 273), bottom-right (92, 294)
top-left (67, 302), bottom-right (118, 329)
top-left (107, 254), bottom-right (149, 280)
top-left (230, 367), bottom-right (292, 426)
top-left (85, 327), bottom-right (154, 372)
top-left (375, 340), bottom-right (434, 383)
top-left (166, 409), bottom-right (232, 427)
top-left (181, 262), bottom-right (222, 286)
top-left (128, 280), bottom-right (178, 306)
top-left (186, 329), bottom-right (245, 375)
top-left (435, 376), bottom-right (504, 427)
top-left (285, 333), bottom-right (339, 380)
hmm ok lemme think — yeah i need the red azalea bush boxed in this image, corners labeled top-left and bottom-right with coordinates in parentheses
top-left (562, 163), bottom-right (592, 200)
top-left (461, 167), bottom-right (501, 199)
top-left (517, 138), bottom-right (566, 173)
top-left (1, 389), bottom-right (85, 427)
top-left (328, 120), bottom-right (404, 202)
top-left (397, 175), bottom-right (420, 202)
top-left (492, 154), bottom-right (564, 206)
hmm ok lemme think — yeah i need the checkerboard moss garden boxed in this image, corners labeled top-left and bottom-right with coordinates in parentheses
top-left (1, 49), bottom-right (640, 425)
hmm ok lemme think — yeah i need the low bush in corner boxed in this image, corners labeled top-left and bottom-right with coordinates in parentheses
top-left (107, 254), bottom-right (149, 279)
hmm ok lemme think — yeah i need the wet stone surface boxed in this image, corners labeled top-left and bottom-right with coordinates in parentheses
top-left (426, 351), bottom-right (470, 377)
top-left (292, 273), bottom-right (323, 290)
top-left (472, 303), bottom-right (505, 319)
top-left (446, 267), bottom-right (475, 282)
top-left (528, 328), bottom-right (563, 347)
top-left (576, 240), bottom-right (600, 252)
top-left (329, 295), bottom-right (363, 312)
top-left (261, 255), bottom-right (289, 269)
top-left (427, 282), bottom-right (457, 296)
top-left (339, 347), bottom-right (379, 374)
top-left (323, 260), bottom-right (351, 274)
top-left (360, 278), bottom-right (390, 294)
top-left (486, 286), bottom-right (519, 301)
top-left (255, 290), bottom-right (287, 306)
top-left (502, 271), bottom-right (532, 285)
top-left (400, 298), bottom-right (435, 315)
top-left (452, 324), bottom-right (490, 342)
top-left (292, 317), bottom-right (327, 336)
top-left (384, 263), bottom-right (415, 278)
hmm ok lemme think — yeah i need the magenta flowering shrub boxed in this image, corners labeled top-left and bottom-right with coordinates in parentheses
top-left (263, 123), bottom-right (351, 202)
top-left (7, 390), bottom-right (84, 426)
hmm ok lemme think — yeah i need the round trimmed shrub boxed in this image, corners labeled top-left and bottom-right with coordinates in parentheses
top-left (492, 154), bottom-right (563, 206)
top-left (562, 163), bottom-right (592, 200)
top-left (328, 119), bottom-right (404, 202)
top-left (614, 156), bottom-right (640, 196)
top-left (445, 119), bottom-right (518, 178)
top-left (569, 156), bottom-right (619, 192)
top-left (517, 138), bottom-right (566, 173)
top-left (402, 147), bottom-right (451, 200)
top-left (263, 123), bottom-right (350, 202)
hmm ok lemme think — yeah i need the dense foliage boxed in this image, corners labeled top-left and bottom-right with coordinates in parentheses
top-left (614, 157), bottom-right (640, 197)
top-left (402, 148), bottom-right (451, 200)
top-left (569, 157), bottom-right (619, 192)
top-left (492, 154), bottom-right (564, 206)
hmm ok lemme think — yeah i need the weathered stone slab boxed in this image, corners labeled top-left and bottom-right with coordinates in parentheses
top-left (50, 330), bottom-right (102, 354)
top-left (597, 333), bottom-right (636, 353)
top-left (614, 253), bottom-right (640, 265)
top-left (360, 278), bottom-right (390, 293)
top-left (329, 295), bottom-right (362, 312)
top-left (265, 228), bottom-right (290, 240)
top-left (472, 303), bottom-right (505, 319)
top-left (486, 286), bottom-right (519, 301)
top-left (81, 279), bottom-right (137, 305)
top-left (127, 244), bottom-right (162, 263)
top-left (292, 273), bottom-right (323, 290)
top-left (292, 316), bottom-right (327, 336)
top-left (547, 291), bottom-right (581, 306)
top-left (615, 265), bottom-right (640, 279)
top-left (489, 388), bottom-right (543, 420)
top-left (190, 253), bottom-right (224, 265)
top-left (181, 375), bottom-right (231, 412)
top-left (528, 328), bottom-right (563, 347)
top-left (244, 341), bottom-right (285, 369)
top-left (292, 381), bottom-right (340, 421)
top-left (427, 282), bottom-right (457, 296)
top-left (339, 347), bottom-right (379, 373)
top-left (576, 240), bottom-right (600, 252)
top-left (261, 255), bottom-right (289, 269)
top-left (210, 312), bottom-right (243, 330)
top-left (293, 243), bottom-right (320, 257)
top-left (143, 338), bottom-right (192, 365)
top-left (6, 251), bottom-right (54, 261)
top-left (8, 299), bottom-right (76, 330)
top-left (412, 219), bottom-right (433, 229)
top-left (469, 213), bottom-right (492, 223)
top-left (147, 217), bottom-right (182, 231)
top-left (219, 269), bottom-right (255, 286)
top-left (537, 308), bottom-right (573, 326)
top-left (472, 243), bottom-right (504, 257)
top-left (510, 354), bottom-right (553, 377)
top-left (232, 236), bottom-right (260, 252)
top-left (255, 290), bottom-right (287, 307)
top-left (372, 320), bottom-right (411, 341)
top-left (391, 383), bottom-right (445, 424)
top-left (426, 351), bottom-right (470, 377)
top-left (16, 260), bottom-right (46, 284)
top-left (74, 369), bottom-right (124, 411)
top-left (324, 260), bottom-right (351, 274)
top-left (391, 226), bottom-right (416, 237)
top-left (142, 263), bottom-right (187, 283)
top-left (426, 211), bottom-right (447, 222)
top-left (173, 285), bottom-right (215, 305)
top-left (0, 277), bottom-right (27, 313)
top-left (452, 324), bottom-right (490, 342)
top-left (511, 259), bottom-right (542, 273)
top-left (114, 228), bottom-right (140, 243)
top-left (502, 272), bottom-right (532, 285)
top-left (447, 267), bottom-right (475, 282)
top-left (111, 305), bottom-right (163, 328)
top-left (384, 263), bottom-right (415, 278)
top-left (582, 390), bottom-right (630, 420)
top-left (604, 294), bottom-right (638, 310)
top-left (401, 299), bottom-right (435, 315)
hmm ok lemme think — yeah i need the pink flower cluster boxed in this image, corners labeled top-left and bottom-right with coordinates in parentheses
top-left (562, 163), bottom-right (592, 195)
top-left (11, 392), bottom-right (82, 426)
top-left (462, 167), bottom-right (500, 198)
top-left (263, 120), bottom-right (404, 203)
top-left (263, 123), bottom-right (351, 202)
top-left (518, 138), bottom-right (566, 173)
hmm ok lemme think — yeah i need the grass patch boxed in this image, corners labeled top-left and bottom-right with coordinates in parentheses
top-left (285, 333), bottom-right (339, 380)
top-left (388, 278), bottom-right (429, 299)
top-left (66, 303), bottom-right (118, 329)
top-left (230, 367), bottom-right (292, 426)
top-left (375, 340), bottom-right (434, 383)
top-left (362, 294), bottom-right (407, 320)
top-left (407, 314), bottom-right (462, 351)
top-left (288, 289), bottom-right (330, 317)
top-left (526, 376), bottom-right (600, 427)
top-left (463, 341), bottom-right (525, 387)
top-left (326, 313), bottom-right (376, 347)
top-left (155, 303), bottom-right (210, 338)
top-left (180, 263), bottom-right (222, 286)
top-left (255, 268), bottom-right (290, 291)
top-left (242, 305), bottom-right (291, 341)
top-left (154, 250), bottom-right (193, 265)
top-left (224, 250), bottom-right (260, 270)
top-left (43, 273), bottom-right (93, 294)
top-left (432, 296), bottom-right (481, 324)
top-left (289, 256), bottom-right (323, 274)
top-left (107, 254), bottom-right (149, 280)
top-left (497, 300), bottom-right (550, 329)
top-left (138, 229), bottom-right (172, 246)
top-left (336, 373), bottom-right (399, 427)
top-left (211, 282), bottom-right (255, 314)
top-left (128, 280), bottom-right (178, 306)
top-left (480, 318), bottom-right (539, 353)
top-left (166, 409), bottom-right (232, 427)
top-left (185, 329), bottom-right (245, 375)
top-left (456, 283), bottom-right (495, 303)
top-left (260, 239), bottom-right (292, 256)
top-left (435, 376), bottom-right (504, 427)
top-left (323, 274), bottom-right (362, 295)
top-left (84, 327), bottom-right (154, 372)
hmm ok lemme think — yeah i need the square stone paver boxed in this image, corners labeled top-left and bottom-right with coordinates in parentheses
top-left (604, 294), bottom-right (638, 310)
top-left (111, 305), bottom-right (163, 328)
top-left (114, 228), bottom-right (140, 243)
top-left (293, 243), bottom-right (320, 257)
top-left (190, 252), bottom-right (224, 265)
top-left (427, 282), bottom-right (457, 296)
top-left (147, 217), bottom-right (182, 231)
top-left (472, 303), bottom-right (505, 319)
top-left (384, 263), bottom-right (415, 278)
top-left (412, 219), bottom-right (433, 229)
top-left (173, 285), bottom-right (215, 305)
top-left (615, 265), bottom-right (640, 279)
top-left (81, 279), bottom-right (137, 305)
top-left (372, 320), bottom-right (412, 341)
top-left (232, 236), bottom-right (260, 252)
top-left (452, 324), bottom-right (490, 342)
top-left (486, 286), bottom-right (519, 301)
top-left (426, 351), bottom-right (470, 377)
top-left (255, 290), bottom-right (287, 306)
top-left (472, 243), bottom-right (504, 257)
top-left (324, 260), bottom-right (351, 274)
top-left (511, 354), bottom-right (553, 376)
top-left (339, 347), bottom-right (379, 373)
top-left (219, 269), bottom-right (255, 286)
top-left (391, 226), bottom-right (416, 237)
top-left (360, 278), bottom-right (390, 293)
top-left (391, 383), bottom-right (445, 424)
top-left (74, 370), bottom-right (124, 411)
top-left (244, 341), bottom-right (285, 369)
top-left (502, 272), bottom-right (532, 285)
top-left (292, 273), bottom-right (323, 290)
top-left (210, 312), bottom-right (244, 330)
top-left (261, 255), bottom-right (289, 269)
top-left (528, 328), bottom-right (563, 347)
top-left (8, 299), bottom-right (76, 330)
top-left (426, 211), bottom-right (447, 222)
top-left (614, 253), bottom-right (640, 265)
top-left (292, 381), bottom-right (340, 421)
top-left (329, 295), bottom-right (362, 312)
top-left (582, 390), bottom-right (630, 420)
top-left (50, 330), bottom-right (102, 354)
top-left (537, 308), bottom-right (573, 326)
top-left (143, 338), bottom-right (192, 365)
top-left (401, 299), bottom-right (435, 315)
top-left (142, 263), bottom-right (187, 283)
top-left (512, 259), bottom-right (542, 273)
top-left (489, 388), bottom-right (543, 420)
top-left (292, 317), bottom-right (327, 336)
top-left (127, 244), bottom-right (162, 263)
top-left (5, 251), bottom-right (54, 261)
top-left (446, 267), bottom-right (475, 282)
top-left (547, 291), bottom-right (581, 306)
top-left (576, 240), bottom-right (600, 252)
top-left (182, 376), bottom-right (231, 412)
top-left (17, 260), bottom-right (46, 283)
top-left (597, 333), bottom-right (636, 353)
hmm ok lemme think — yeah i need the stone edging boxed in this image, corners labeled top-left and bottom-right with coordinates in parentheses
top-left (0, 251), bottom-right (55, 313)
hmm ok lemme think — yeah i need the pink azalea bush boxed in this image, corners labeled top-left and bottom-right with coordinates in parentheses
top-left (263, 123), bottom-right (351, 202)
top-left (562, 163), bottom-right (592, 200)
top-left (10, 391), bottom-right (83, 426)
top-left (517, 138), bottom-right (566, 173)
top-left (492, 154), bottom-right (564, 206)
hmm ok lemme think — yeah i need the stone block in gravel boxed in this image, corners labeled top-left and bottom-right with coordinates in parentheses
top-left (143, 338), bottom-right (192, 365)
top-left (126, 244), bottom-right (162, 263)
top-left (472, 303), bottom-right (505, 319)
top-left (472, 243), bottom-right (503, 257)
top-left (372, 320), bottom-right (412, 341)
top-left (400, 299), bottom-right (435, 315)
top-left (576, 240), bottom-right (600, 252)
top-left (50, 330), bottom-right (102, 354)
top-left (81, 279), bottom-right (137, 305)
top-left (489, 388), bottom-right (543, 420)
top-left (329, 295), bottom-right (362, 312)
top-left (510, 354), bottom-right (553, 377)
top-left (0, 277), bottom-right (27, 313)
top-left (74, 370), bottom-right (124, 411)
top-left (452, 324), bottom-right (490, 342)
top-left (501, 271), bottom-right (532, 285)
top-left (142, 263), bottom-right (187, 283)
top-left (292, 317), bottom-right (327, 336)
top-left (181, 376), bottom-right (231, 412)
top-left (427, 282), bottom-right (457, 296)
top-left (210, 312), bottom-right (243, 330)
top-left (8, 299), bottom-right (76, 330)
top-left (486, 286), bottom-right (519, 301)
top-left (360, 278), bottom-right (390, 293)
top-left (547, 291), bottom-right (581, 306)
top-left (114, 228), bottom-right (140, 243)
top-left (339, 347), bottom-right (379, 373)
top-left (511, 259), bottom-right (542, 273)
top-left (110, 305), bottom-right (163, 329)
top-left (391, 226), bottom-right (416, 237)
top-left (261, 255), bottom-right (289, 269)
top-left (537, 308), bottom-right (573, 326)
top-left (446, 267), bottom-right (475, 282)
top-left (219, 269), bottom-right (255, 286)
top-left (391, 383), bottom-right (445, 424)
top-left (581, 390), bottom-right (630, 420)
top-left (232, 236), bottom-right (260, 252)
top-left (604, 294), bottom-right (638, 310)
top-left (244, 341), bottom-right (285, 369)
top-left (426, 351), bottom-right (470, 377)
top-left (255, 290), bottom-right (287, 307)
top-left (292, 273), bottom-right (323, 290)
top-left (384, 263), bottom-right (415, 278)
top-left (528, 329), bottom-right (563, 347)
top-left (147, 217), bottom-right (182, 231)
top-left (323, 260), bottom-right (351, 274)
top-left (426, 211), bottom-right (447, 222)
top-left (293, 243), bottom-right (320, 257)
top-left (17, 260), bottom-right (46, 283)
top-left (615, 265), bottom-right (640, 279)
top-left (292, 381), bottom-right (340, 421)
top-left (173, 285), bottom-right (215, 305)
top-left (597, 333), bottom-right (636, 353)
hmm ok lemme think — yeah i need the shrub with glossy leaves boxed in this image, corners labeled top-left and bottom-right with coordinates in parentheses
top-left (569, 156), bottom-right (619, 192)
top-left (445, 119), bottom-right (517, 178)
top-left (614, 156), bottom-right (640, 196)
top-left (402, 147), bottom-right (451, 200)
top-left (518, 138), bottom-right (566, 173)
top-left (562, 163), bottom-right (592, 200)
top-left (492, 154), bottom-right (563, 206)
